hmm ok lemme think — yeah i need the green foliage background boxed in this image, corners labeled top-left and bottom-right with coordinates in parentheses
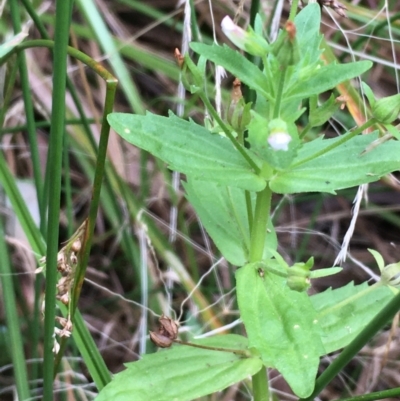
top-left (1, 1), bottom-right (400, 401)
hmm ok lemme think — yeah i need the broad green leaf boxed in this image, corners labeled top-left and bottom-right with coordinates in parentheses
top-left (285, 61), bottom-right (372, 103)
top-left (311, 282), bottom-right (394, 354)
top-left (236, 263), bottom-right (324, 398)
top-left (95, 335), bottom-right (262, 401)
top-left (270, 133), bottom-right (400, 194)
top-left (183, 179), bottom-right (277, 266)
top-left (190, 43), bottom-right (272, 101)
top-left (108, 111), bottom-right (265, 191)
top-left (295, 4), bottom-right (322, 65)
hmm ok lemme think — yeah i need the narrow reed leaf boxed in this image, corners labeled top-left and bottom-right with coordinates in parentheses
top-left (0, 225), bottom-right (31, 400)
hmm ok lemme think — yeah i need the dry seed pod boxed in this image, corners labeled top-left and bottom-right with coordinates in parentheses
top-left (149, 331), bottom-right (174, 348)
top-left (159, 314), bottom-right (178, 340)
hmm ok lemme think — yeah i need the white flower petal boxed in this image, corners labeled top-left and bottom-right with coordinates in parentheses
top-left (268, 132), bottom-right (292, 151)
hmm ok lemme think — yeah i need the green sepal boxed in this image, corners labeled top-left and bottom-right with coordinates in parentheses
top-left (182, 53), bottom-right (203, 93)
top-left (372, 93), bottom-right (400, 124)
top-left (271, 23), bottom-right (300, 67)
top-left (361, 82), bottom-right (376, 108)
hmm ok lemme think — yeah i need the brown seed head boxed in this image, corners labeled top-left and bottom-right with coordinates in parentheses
top-left (149, 331), bottom-right (174, 348)
top-left (159, 314), bottom-right (179, 340)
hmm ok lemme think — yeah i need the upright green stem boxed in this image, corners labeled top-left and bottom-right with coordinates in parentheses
top-left (248, 185), bottom-right (272, 401)
top-left (43, 1), bottom-right (73, 400)
top-left (252, 367), bottom-right (269, 401)
top-left (289, 0), bottom-right (300, 21)
top-left (70, 75), bottom-right (118, 316)
top-left (249, 185), bottom-right (272, 262)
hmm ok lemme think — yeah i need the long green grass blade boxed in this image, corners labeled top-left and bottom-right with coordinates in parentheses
top-left (76, 0), bottom-right (145, 114)
top-left (0, 223), bottom-right (31, 400)
top-left (9, 0), bottom-right (44, 222)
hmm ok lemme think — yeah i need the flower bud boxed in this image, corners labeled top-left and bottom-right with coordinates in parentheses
top-left (381, 262), bottom-right (400, 288)
top-left (226, 78), bottom-right (251, 132)
top-left (287, 275), bottom-right (311, 292)
top-left (271, 21), bottom-right (300, 67)
top-left (372, 93), bottom-right (400, 124)
top-left (221, 16), bottom-right (270, 57)
top-left (286, 259), bottom-right (314, 292)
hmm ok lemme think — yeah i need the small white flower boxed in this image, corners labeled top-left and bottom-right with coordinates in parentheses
top-left (221, 15), bottom-right (270, 56)
top-left (268, 132), bottom-right (292, 151)
top-left (221, 16), bottom-right (247, 47)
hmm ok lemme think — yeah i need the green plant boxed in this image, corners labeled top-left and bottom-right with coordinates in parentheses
top-left (96, 3), bottom-right (400, 401)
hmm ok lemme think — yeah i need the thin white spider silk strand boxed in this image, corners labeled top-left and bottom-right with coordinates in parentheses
top-left (194, 318), bottom-right (242, 339)
top-left (178, 257), bottom-right (224, 321)
top-left (347, 251), bottom-right (380, 282)
top-left (139, 227), bottom-right (148, 355)
top-left (334, 184), bottom-right (368, 265)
